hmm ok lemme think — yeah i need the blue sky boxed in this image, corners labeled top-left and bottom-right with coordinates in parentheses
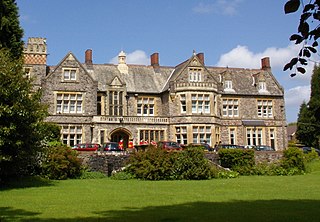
top-left (17, 0), bottom-right (314, 123)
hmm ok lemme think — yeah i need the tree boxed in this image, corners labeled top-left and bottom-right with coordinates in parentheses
top-left (284, 0), bottom-right (320, 77)
top-left (0, 49), bottom-right (49, 179)
top-left (296, 65), bottom-right (320, 148)
top-left (0, 0), bottom-right (24, 59)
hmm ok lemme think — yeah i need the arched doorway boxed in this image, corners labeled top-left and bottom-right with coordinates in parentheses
top-left (109, 128), bottom-right (132, 150)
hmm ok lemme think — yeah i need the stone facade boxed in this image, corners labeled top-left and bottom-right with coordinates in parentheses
top-left (23, 37), bottom-right (288, 150)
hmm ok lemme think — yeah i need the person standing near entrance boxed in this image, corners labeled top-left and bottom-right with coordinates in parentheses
top-left (119, 139), bottom-right (124, 150)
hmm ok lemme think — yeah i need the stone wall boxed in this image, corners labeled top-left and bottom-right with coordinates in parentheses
top-left (78, 151), bottom-right (284, 176)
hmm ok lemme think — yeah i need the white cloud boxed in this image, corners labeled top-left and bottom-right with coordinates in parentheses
top-left (285, 85), bottom-right (310, 107)
top-left (193, 0), bottom-right (242, 16)
top-left (109, 50), bottom-right (149, 65)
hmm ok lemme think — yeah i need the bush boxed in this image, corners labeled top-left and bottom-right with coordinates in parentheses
top-left (125, 146), bottom-right (216, 180)
top-left (280, 147), bottom-right (306, 174)
top-left (218, 149), bottom-right (255, 175)
top-left (41, 143), bottom-right (82, 180)
top-left (78, 170), bottom-right (107, 179)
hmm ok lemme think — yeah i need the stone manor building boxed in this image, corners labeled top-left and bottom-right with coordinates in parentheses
top-left (23, 37), bottom-right (287, 150)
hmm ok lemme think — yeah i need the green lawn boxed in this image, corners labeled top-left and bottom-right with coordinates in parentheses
top-left (1, 162), bottom-right (320, 222)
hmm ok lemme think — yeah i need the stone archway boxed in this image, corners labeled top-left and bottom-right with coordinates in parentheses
top-left (109, 127), bottom-right (132, 149)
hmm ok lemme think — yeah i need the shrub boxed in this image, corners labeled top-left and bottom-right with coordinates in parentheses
top-left (78, 170), bottom-right (107, 179)
top-left (218, 149), bottom-right (255, 175)
top-left (41, 143), bottom-right (82, 180)
top-left (125, 146), bottom-right (215, 180)
top-left (280, 147), bottom-right (306, 174)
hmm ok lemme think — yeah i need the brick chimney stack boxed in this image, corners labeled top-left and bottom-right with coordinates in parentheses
top-left (261, 57), bottom-right (271, 70)
top-left (85, 49), bottom-right (92, 65)
top-left (150, 52), bottom-right (159, 68)
top-left (196, 53), bottom-right (204, 65)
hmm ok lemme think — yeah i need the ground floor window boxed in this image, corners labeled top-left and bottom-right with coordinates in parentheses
top-left (192, 125), bottom-right (211, 144)
top-left (246, 127), bottom-right (263, 146)
top-left (175, 126), bottom-right (188, 145)
top-left (269, 128), bottom-right (275, 149)
top-left (62, 125), bottom-right (82, 146)
top-left (139, 129), bottom-right (164, 143)
top-left (229, 128), bottom-right (236, 145)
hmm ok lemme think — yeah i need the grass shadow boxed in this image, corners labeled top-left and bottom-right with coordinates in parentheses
top-left (1, 199), bottom-right (317, 222)
top-left (0, 176), bottom-right (55, 191)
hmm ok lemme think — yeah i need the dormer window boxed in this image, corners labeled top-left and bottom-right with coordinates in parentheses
top-left (63, 68), bottom-right (77, 81)
top-left (224, 80), bottom-right (233, 90)
top-left (258, 81), bottom-right (268, 93)
top-left (189, 68), bottom-right (202, 82)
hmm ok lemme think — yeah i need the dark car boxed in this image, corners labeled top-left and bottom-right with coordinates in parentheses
top-left (101, 142), bottom-right (123, 151)
top-left (188, 143), bottom-right (214, 151)
top-left (72, 143), bottom-right (101, 151)
top-left (301, 147), bottom-right (320, 156)
top-left (254, 145), bottom-right (275, 151)
top-left (157, 141), bottom-right (184, 151)
top-left (217, 144), bottom-right (242, 150)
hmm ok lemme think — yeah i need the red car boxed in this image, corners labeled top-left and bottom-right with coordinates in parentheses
top-left (157, 141), bottom-right (184, 151)
top-left (72, 143), bottom-right (100, 151)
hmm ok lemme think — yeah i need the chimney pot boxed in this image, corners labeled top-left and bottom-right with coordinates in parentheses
top-left (261, 57), bottom-right (270, 70)
top-left (196, 53), bottom-right (204, 65)
top-left (151, 52), bottom-right (159, 68)
top-left (85, 49), bottom-right (92, 65)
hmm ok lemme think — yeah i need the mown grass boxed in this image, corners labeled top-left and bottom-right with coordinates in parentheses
top-left (1, 160), bottom-right (320, 222)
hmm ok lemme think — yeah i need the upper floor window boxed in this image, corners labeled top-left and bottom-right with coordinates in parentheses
top-left (258, 81), bottom-right (268, 93)
top-left (63, 68), bottom-right (77, 81)
top-left (109, 91), bottom-right (123, 116)
top-left (189, 68), bottom-right (202, 82)
top-left (137, 97), bottom-right (154, 116)
top-left (191, 94), bottom-right (210, 114)
top-left (257, 99), bottom-right (273, 118)
top-left (56, 93), bottom-right (83, 114)
top-left (180, 94), bottom-right (186, 113)
top-left (224, 80), bottom-right (233, 90)
top-left (23, 67), bottom-right (31, 79)
top-left (222, 99), bottom-right (239, 117)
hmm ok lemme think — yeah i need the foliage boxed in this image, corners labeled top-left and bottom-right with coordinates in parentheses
top-left (125, 146), bottom-right (216, 180)
top-left (0, 48), bottom-right (49, 180)
top-left (0, 0), bottom-right (24, 60)
top-left (284, 0), bottom-right (320, 76)
top-left (41, 143), bottom-right (82, 180)
top-left (281, 147), bottom-right (306, 174)
top-left (296, 66), bottom-right (320, 148)
top-left (218, 149), bottom-right (255, 175)
top-left (78, 170), bottom-right (107, 179)
top-left (111, 171), bottom-right (136, 180)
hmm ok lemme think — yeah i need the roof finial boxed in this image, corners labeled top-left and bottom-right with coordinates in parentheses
top-left (193, 50), bottom-right (196, 55)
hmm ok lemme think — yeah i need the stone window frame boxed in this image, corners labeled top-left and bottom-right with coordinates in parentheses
top-left (222, 98), bottom-right (239, 117)
top-left (23, 66), bottom-right (32, 79)
top-left (229, 127), bottom-right (237, 145)
top-left (175, 126), bottom-right (188, 145)
top-left (109, 90), bottom-right (123, 116)
top-left (137, 97), bottom-right (155, 116)
top-left (56, 92), bottom-right (83, 114)
top-left (62, 68), bottom-right (78, 82)
top-left (61, 125), bottom-right (83, 147)
top-left (269, 128), bottom-right (276, 150)
top-left (188, 68), bottom-right (202, 82)
top-left (139, 129), bottom-right (165, 143)
top-left (180, 94), bottom-right (187, 114)
top-left (246, 127), bottom-right (263, 146)
top-left (191, 93), bottom-right (210, 114)
top-left (192, 125), bottom-right (211, 145)
top-left (257, 99), bottom-right (273, 118)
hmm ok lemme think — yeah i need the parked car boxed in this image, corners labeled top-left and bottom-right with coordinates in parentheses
top-left (301, 147), bottom-right (320, 156)
top-left (101, 142), bottom-right (123, 152)
top-left (217, 144), bottom-right (242, 151)
top-left (188, 143), bottom-right (214, 151)
top-left (254, 145), bottom-right (275, 151)
top-left (157, 141), bottom-right (184, 151)
top-left (72, 143), bottom-right (101, 151)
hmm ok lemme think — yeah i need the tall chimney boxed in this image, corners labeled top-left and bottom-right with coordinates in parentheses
top-left (196, 53), bottom-right (204, 65)
top-left (85, 49), bottom-right (92, 65)
top-left (261, 57), bottom-right (270, 70)
top-left (150, 52), bottom-right (159, 68)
